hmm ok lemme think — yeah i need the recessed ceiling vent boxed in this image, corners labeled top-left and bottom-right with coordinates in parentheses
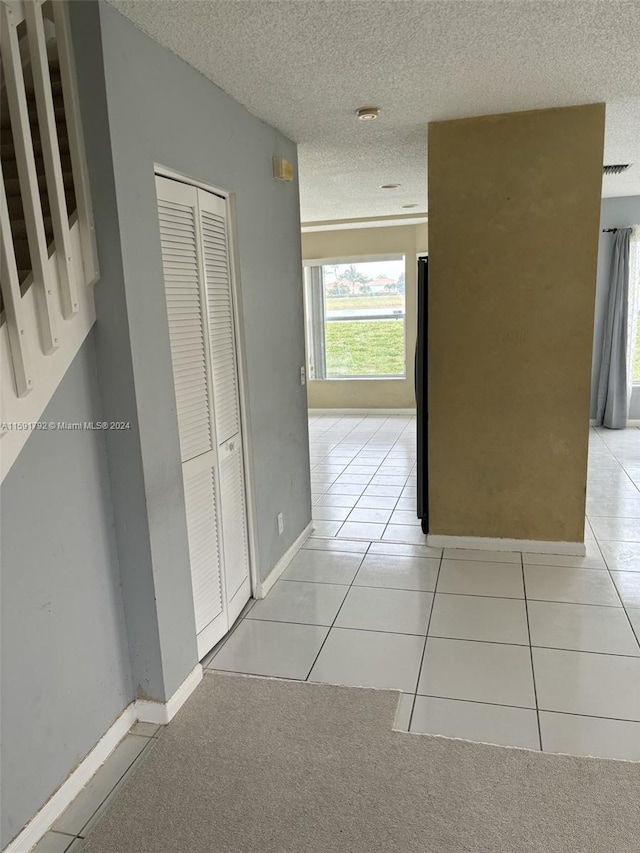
top-left (603, 164), bottom-right (631, 175)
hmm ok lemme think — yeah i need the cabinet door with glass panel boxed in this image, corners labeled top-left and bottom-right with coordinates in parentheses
top-left (303, 257), bottom-right (407, 379)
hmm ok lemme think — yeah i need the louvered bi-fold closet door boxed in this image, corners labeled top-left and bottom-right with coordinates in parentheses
top-left (155, 175), bottom-right (227, 658)
top-left (197, 188), bottom-right (251, 623)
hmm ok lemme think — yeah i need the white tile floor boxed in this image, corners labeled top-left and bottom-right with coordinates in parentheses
top-left (29, 414), bottom-right (640, 853)
top-left (208, 413), bottom-right (640, 761)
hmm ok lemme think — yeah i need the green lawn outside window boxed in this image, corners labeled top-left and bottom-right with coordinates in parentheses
top-left (325, 320), bottom-right (405, 377)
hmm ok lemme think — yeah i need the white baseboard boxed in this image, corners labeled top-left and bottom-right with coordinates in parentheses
top-left (135, 664), bottom-right (203, 725)
top-left (590, 418), bottom-right (640, 428)
top-left (5, 663), bottom-right (205, 852)
top-left (254, 522), bottom-right (313, 599)
top-left (308, 408), bottom-right (415, 416)
top-left (426, 534), bottom-right (586, 556)
top-left (3, 702), bottom-right (137, 853)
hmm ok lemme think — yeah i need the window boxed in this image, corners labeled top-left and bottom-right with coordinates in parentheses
top-left (304, 257), bottom-right (406, 379)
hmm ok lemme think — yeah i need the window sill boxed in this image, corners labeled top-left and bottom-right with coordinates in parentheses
top-left (309, 376), bottom-right (407, 382)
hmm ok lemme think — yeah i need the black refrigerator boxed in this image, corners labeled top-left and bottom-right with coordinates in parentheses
top-left (416, 256), bottom-right (429, 534)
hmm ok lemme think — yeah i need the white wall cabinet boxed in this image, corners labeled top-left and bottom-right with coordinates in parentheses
top-left (155, 175), bottom-right (251, 658)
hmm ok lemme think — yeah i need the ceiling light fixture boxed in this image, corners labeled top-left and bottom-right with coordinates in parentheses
top-left (380, 183), bottom-right (401, 189)
top-left (356, 107), bottom-right (380, 121)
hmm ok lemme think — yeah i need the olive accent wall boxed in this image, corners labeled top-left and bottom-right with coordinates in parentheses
top-left (427, 103), bottom-right (605, 544)
top-left (301, 224), bottom-right (427, 408)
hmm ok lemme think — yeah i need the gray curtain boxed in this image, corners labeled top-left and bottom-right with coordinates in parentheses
top-left (596, 228), bottom-right (632, 428)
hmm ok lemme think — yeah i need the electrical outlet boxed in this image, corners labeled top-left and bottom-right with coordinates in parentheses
top-left (300, 366), bottom-right (306, 386)
top-left (277, 512), bottom-right (284, 535)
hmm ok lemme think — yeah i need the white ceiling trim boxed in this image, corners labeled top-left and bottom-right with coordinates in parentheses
top-left (301, 215), bottom-right (428, 233)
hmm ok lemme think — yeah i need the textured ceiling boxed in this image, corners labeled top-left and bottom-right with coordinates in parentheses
top-left (107, 0), bottom-right (640, 222)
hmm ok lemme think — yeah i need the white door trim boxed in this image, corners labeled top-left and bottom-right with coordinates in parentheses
top-left (154, 163), bottom-right (260, 607)
top-left (225, 193), bottom-right (261, 608)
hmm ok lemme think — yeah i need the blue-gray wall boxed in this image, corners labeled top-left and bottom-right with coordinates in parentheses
top-left (70, 0), bottom-right (181, 709)
top-left (0, 334), bottom-right (133, 848)
top-left (2, 2), bottom-right (311, 844)
top-left (71, 0), bottom-right (311, 707)
top-left (94, 2), bottom-right (311, 601)
top-left (591, 196), bottom-right (640, 420)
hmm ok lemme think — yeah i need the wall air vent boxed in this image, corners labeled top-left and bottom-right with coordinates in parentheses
top-left (603, 164), bottom-right (631, 175)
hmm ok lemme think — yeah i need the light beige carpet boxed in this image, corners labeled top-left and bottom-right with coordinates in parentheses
top-left (81, 672), bottom-right (639, 853)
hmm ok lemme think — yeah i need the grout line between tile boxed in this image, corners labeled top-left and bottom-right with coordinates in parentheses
top-left (240, 615), bottom-right (430, 638)
top-left (408, 552), bottom-right (444, 732)
top-left (593, 531), bottom-right (640, 651)
top-left (300, 548), bottom-right (369, 681)
top-left (414, 692), bottom-right (640, 724)
top-left (74, 737), bottom-right (157, 840)
top-left (521, 551), bottom-right (543, 750)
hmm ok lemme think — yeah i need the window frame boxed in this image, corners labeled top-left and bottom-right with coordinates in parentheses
top-left (303, 254), bottom-right (408, 381)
